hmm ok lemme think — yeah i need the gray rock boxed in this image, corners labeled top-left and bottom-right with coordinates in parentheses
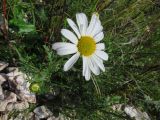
top-left (26, 112), bottom-right (34, 120)
top-left (112, 104), bottom-right (151, 120)
top-left (124, 105), bottom-right (151, 120)
top-left (0, 62), bottom-right (8, 71)
top-left (35, 115), bottom-right (40, 120)
top-left (0, 114), bottom-right (9, 120)
top-left (14, 113), bottom-right (24, 120)
top-left (14, 101), bottom-right (29, 111)
top-left (6, 102), bottom-right (14, 111)
top-left (47, 116), bottom-right (56, 120)
top-left (0, 74), bottom-right (6, 100)
top-left (6, 67), bottom-right (18, 73)
top-left (0, 92), bottom-right (17, 111)
top-left (34, 106), bottom-right (53, 119)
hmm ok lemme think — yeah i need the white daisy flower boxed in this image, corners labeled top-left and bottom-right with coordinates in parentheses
top-left (52, 13), bottom-right (108, 81)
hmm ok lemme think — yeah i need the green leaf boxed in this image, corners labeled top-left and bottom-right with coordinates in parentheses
top-left (19, 24), bottom-right (36, 33)
top-left (9, 0), bottom-right (36, 33)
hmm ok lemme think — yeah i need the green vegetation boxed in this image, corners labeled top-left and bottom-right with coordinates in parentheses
top-left (0, 0), bottom-right (160, 119)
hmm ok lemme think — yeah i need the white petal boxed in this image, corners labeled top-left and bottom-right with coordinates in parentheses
top-left (91, 54), bottom-right (105, 72)
top-left (83, 56), bottom-right (91, 80)
top-left (76, 13), bottom-right (88, 35)
top-left (63, 52), bottom-right (80, 71)
top-left (91, 58), bottom-right (100, 75)
top-left (86, 13), bottom-right (97, 35)
top-left (76, 13), bottom-right (82, 29)
top-left (56, 44), bottom-right (77, 52)
top-left (57, 47), bottom-right (77, 56)
top-left (84, 15), bottom-right (88, 34)
top-left (93, 25), bottom-right (103, 37)
top-left (52, 42), bottom-right (76, 50)
top-left (94, 64), bottom-right (100, 75)
top-left (90, 20), bottom-right (103, 36)
top-left (82, 56), bottom-right (87, 76)
top-left (85, 63), bottom-right (91, 81)
top-left (61, 29), bottom-right (78, 44)
top-left (67, 18), bottom-right (81, 39)
top-left (96, 43), bottom-right (105, 50)
top-left (88, 58), bottom-right (100, 75)
top-left (81, 13), bottom-right (88, 35)
top-left (95, 50), bottom-right (109, 61)
top-left (94, 32), bottom-right (104, 43)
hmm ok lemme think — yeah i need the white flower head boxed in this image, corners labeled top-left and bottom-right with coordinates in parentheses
top-left (52, 13), bottom-right (108, 81)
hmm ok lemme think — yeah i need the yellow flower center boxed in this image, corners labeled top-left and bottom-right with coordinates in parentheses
top-left (77, 36), bottom-right (96, 56)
